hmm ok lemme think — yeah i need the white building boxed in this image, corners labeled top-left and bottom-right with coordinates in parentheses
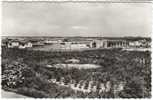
top-left (18, 42), bottom-right (33, 49)
top-left (8, 41), bottom-right (20, 48)
top-left (60, 42), bottom-right (89, 50)
top-left (70, 44), bottom-right (89, 49)
top-left (45, 40), bottom-right (62, 44)
top-left (90, 39), bottom-right (129, 48)
top-left (25, 42), bottom-right (33, 47)
top-left (7, 40), bottom-right (33, 49)
top-left (129, 41), bottom-right (141, 47)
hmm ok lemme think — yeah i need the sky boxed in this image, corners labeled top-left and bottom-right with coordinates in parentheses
top-left (2, 2), bottom-right (152, 37)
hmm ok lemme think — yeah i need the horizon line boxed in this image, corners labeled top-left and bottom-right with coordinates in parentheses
top-left (2, 36), bottom-right (151, 38)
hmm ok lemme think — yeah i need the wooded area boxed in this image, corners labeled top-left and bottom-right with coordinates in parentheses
top-left (2, 47), bottom-right (151, 98)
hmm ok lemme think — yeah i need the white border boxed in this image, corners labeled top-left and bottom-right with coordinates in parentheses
top-left (0, 0), bottom-right (152, 100)
top-left (1, 0), bottom-right (153, 3)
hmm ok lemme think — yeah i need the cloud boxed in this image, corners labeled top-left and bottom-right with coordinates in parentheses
top-left (72, 26), bottom-right (88, 30)
top-left (2, 2), bottom-right (152, 37)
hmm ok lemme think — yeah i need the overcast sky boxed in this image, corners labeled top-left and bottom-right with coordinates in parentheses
top-left (2, 2), bottom-right (152, 37)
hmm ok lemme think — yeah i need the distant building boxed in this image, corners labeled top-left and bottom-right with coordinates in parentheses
top-left (18, 41), bottom-right (33, 49)
top-left (129, 41), bottom-right (141, 47)
top-left (70, 43), bottom-right (89, 49)
top-left (7, 40), bottom-right (32, 49)
top-left (3, 37), bottom-right (151, 51)
top-left (90, 39), bottom-right (129, 48)
top-left (59, 41), bottom-right (89, 50)
top-left (44, 40), bottom-right (62, 44)
top-left (105, 40), bottom-right (129, 48)
top-left (7, 40), bottom-right (20, 48)
top-left (129, 40), bottom-right (150, 48)
top-left (32, 41), bottom-right (44, 47)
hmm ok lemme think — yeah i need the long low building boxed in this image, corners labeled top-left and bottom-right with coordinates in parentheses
top-left (90, 39), bottom-right (150, 49)
top-left (90, 39), bottom-right (129, 48)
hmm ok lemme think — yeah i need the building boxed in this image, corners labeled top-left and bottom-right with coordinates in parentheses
top-left (7, 40), bottom-right (32, 49)
top-left (44, 40), bottom-right (62, 44)
top-left (129, 40), bottom-right (150, 48)
top-left (70, 43), bottom-right (89, 49)
top-left (18, 41), bottom-right (33, 49)
top-left (90, 39), bottom-right (129, 48)
top-left (59, 41), bottom-right (89, 50)
top-left (105, 40), bottom-right (129, 48)
top-left (7, 40), bottom-right (20, 48)
top-left (32, 41), bottom-right (44, 47)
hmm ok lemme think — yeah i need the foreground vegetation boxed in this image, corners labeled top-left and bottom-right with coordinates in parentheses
top-left (2, 47), bottom-right (151, 98)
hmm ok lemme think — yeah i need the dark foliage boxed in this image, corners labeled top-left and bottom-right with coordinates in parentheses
top-left (1, 47), bottom-right (151, 98)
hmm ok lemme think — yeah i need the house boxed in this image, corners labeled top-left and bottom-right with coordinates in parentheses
top-left (18, 41), bottom-right (33, 49)
top-left (18, 43), bottom-right (26, 49)
top-left (7, 40), bottom-right (33, 49)
top-left (7, 40), bottom-right (20, 48)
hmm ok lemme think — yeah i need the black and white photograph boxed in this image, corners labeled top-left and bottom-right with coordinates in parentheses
top-left (1, 0), bottom-right (152, 98)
